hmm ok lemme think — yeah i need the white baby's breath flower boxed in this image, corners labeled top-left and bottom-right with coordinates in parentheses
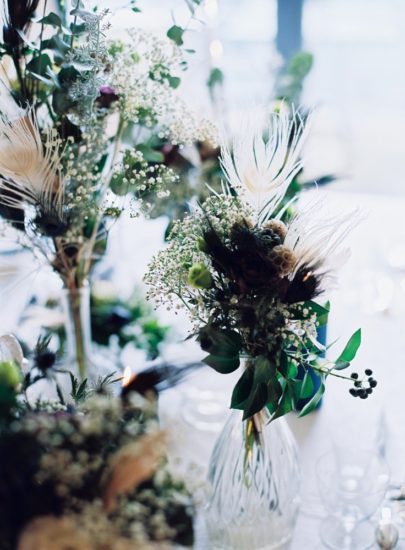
top-left (220, 107), bottom-right (309, 222)
top-left (0, 106), bottom-right (64, 214)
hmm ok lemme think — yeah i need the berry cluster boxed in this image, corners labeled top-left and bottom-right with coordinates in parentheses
top-left (349, 369), bottom-right (377, 399)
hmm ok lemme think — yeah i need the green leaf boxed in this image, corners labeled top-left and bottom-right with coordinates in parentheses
top-left (203, 353), bottom-right (240, 374)
top-left (207, 67), bottom-right (224, 90)
top-left (279, 351), bottom-right (298, 379)
top-left (298, 383), bottom-right (325, 417)
top-left (26, 54), bottom-right (52, 77)
top-left (136, 144), bottom-right (165, 163)
top-left (306, 300), bottom-right (330, 326)
top-left (167, 75), bottom-right (181, 89)
top-left (243, 382), bottom-right (268, 420)
top-left (39, 12), bottom-right (63, 28)
top-left (231, 367), bottom-right (253, 408)
top-left (266, 378), bottom-right (283, 412)
top-left (167, 25), bottom-right (184, 46)
top-left (271, 386), bottom-right (294, 420)
top-left (335, 329), bottom-right (361, 370)
top-left (56, 383), bottom-right (65, 405)
top-left (197, 326), bottom-right (242, 357)
top-left (299, 371), bottom-right (314, 400)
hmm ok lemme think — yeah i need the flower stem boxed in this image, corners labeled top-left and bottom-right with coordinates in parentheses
top-left (66, 285), bottom-right (87, 380)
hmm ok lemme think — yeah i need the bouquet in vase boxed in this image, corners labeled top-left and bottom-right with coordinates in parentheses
top-left (145, 109), bottom-right (376, 549)
top-left (0, 0), bottom-right (215, 380)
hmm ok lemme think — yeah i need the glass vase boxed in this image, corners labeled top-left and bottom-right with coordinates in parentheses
top-left (61, 283), bottom-right (113, 382)
top-left (205, 407), bottom-right (300, 550)
top-left (61, 284), bottom-right (92, 380)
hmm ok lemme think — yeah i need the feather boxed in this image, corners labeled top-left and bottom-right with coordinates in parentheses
top-left (0, 107), bottom-right (64, 216)
top-left (220, 106), bottom-right (310, 223)
top-left (103, 432), bottom-right (166, 513)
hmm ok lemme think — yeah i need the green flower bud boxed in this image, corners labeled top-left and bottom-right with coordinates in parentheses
top-left (188, 263), bottom-right (213, 289)
top-left (0, 361), bottom-right (21, 389)
top-left (197, 237), bottom-right (208, 253)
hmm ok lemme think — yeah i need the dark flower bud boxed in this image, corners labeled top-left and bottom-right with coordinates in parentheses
top-left (97, 85), bottom-right (119, 109)
top-left (36, 351), bottom-right (57, 370)
top-left (262, 219), bottom-right (287, 240)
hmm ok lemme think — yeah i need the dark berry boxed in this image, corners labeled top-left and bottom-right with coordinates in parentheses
top-left (370, 379), bottom-right (377, 388)
top-left (359, 390), bottom-right (368, 399)
top-left (354, 381), bottom-right (362, 388)
top-left (365, 369), bottom-right (373, 376)
top-left (349, 388), bottom-right (358, 397)
top-left (350, 373), bottom-right (359, 380)
top-left (366, 388), bottom-right (373, 395)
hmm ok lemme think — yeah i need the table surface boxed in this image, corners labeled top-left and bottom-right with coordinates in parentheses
top-left (3, 189), bottom-right (405, 549)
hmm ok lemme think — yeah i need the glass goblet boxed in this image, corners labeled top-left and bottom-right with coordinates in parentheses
top-left (316, 447), bottom-right (389, 550)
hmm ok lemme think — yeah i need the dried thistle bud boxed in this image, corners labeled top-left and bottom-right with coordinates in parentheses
top-left (263, 219), bottom-right (287, 240)
top-left (269, 245), bottom-right (296, 277)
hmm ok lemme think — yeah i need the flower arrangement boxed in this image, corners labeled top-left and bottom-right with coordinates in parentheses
top-left (145, 109), bottom-right (376, 422)
top-left (0, 335), bottom-right (194, 550)
top-left (0, 0), bottom-right (215, 379)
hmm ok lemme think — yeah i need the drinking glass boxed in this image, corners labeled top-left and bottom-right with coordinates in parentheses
top-left (316, 447), bottom-right (389, 550)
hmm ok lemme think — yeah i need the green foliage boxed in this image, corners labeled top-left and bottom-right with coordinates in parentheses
top-left (207, 67), bottom-right (224, 90)
top-left (334, 329), bottom-right (362, 370)
top-left (275, 51), bottom-right (314, 105)
top-left (167, 25), bottom-right (184, 46)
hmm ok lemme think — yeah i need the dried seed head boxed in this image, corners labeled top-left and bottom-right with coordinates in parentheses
top-left (263, 219), bottom-right (287, 240)
top-left (269, 245), bottom-right (296, 277)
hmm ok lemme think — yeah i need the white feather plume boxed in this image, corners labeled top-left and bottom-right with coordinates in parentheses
top-left (220, 106), bottom-right (310, 223)
top-left (0, 105), bottom-right (64, 214)
top-left (284, 196), bottom-right (360, 286)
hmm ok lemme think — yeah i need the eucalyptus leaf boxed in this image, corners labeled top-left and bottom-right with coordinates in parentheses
top-left (39, 12), bottom-right (63, 28)
top-left (167, 25), bottom-right (184, 46)
top-left (26, 54), bottom-right (52, 77)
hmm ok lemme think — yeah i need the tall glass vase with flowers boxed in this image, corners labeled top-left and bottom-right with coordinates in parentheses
top-left (145, 109), bottom-right (375, 549)
top-left (0, 1), bottom-right (216, 380)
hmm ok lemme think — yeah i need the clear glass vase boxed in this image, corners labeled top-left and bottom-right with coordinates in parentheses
top-left (205, 407), bottom-right (300, 550)
top-left (61, 283), bottom-right (114, 382)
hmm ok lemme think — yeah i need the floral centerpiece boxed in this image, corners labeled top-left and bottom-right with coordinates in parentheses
top-left (145, 109), bottom-right (375, 549)
top-left (0, 335), bottom-right (194, 550)
top-left (0, 0), bottom-right (215, 380)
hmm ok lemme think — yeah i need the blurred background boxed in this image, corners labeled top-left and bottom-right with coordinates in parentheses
top-left (111, 0), bottom-right (405, 195)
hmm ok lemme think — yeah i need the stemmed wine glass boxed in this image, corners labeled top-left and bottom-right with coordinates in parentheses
top-left (317, 447), bottom-right (389, 550)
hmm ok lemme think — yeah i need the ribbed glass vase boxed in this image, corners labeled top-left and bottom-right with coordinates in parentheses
top-left (205, 407), bottom-right (300, 550)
